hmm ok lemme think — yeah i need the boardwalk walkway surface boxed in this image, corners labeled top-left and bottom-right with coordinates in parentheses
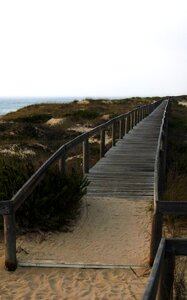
top-left (13, 101), bottom-right (167, 299)
top-left (87, 101), bottom-right (167, 200)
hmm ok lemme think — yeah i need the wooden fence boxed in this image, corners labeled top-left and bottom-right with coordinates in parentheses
top-left (143, 98), bottom-right (187, 299)
top-left (142, 238), bottom-right (187, 300)
top-left (0, 100), bottom-right (163, 271)
top-left (150, 99), bottom-right (170, 265)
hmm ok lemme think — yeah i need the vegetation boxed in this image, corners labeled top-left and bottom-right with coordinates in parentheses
top-left (0, 156), bottom-right (88, 231)
top-left (0, 97), bottom-right (159, 232)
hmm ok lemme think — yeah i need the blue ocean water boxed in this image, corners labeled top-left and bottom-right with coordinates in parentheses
top-left (0, 97), bottom-right (83, 116)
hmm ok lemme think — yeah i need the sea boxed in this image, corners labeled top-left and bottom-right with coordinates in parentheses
top-left (0, 97), bottom-right (84, 116)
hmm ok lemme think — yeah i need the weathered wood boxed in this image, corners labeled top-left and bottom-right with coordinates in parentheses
top-left (18, 261), bottom-right (144, 269)
top-left (157, 201), bottom-right (187, 215)
top-left (150, 211), bottom-right (163, 266)
top-left (119, 119), bottom-right (125, 139)
top-left (58, 152), bottom-right (66, 175)
top-left (3, 213), bottom-right (17, 271)
top-left (142, 238), bottom-right (166, 300)
top-left (83, 138), bottom-right (89, 174)
top-left (112, 123), bottom-right (116, 146)
top-left (150, 99), bottom-right (169, 264)
top-left (100, 129), bottom-right (105, 158)
top-left (157, 253), bottom-right (175, 300)
top-left (126, 115), bottom-right (130, 133)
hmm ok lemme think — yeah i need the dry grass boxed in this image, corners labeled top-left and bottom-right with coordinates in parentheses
top-left (174, 257), bottom-right (187, 300)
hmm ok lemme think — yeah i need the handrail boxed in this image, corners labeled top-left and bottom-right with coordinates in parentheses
top-left (142, 238), bottom-right (166, 300)
top-left (143, 238), bottom-right (187, 300)
top-left (150, 99), bottom-right (169, 265)
top-left (154, 99), bottom-right (169, 204)
top-left (0, 99), bottom-right (163, 271)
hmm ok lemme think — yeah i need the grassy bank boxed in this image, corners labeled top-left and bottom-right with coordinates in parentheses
top-left (0, 97), bottom-right (157, 163)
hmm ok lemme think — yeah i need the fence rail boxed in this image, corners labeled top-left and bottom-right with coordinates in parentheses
top-left (143, 99), bottom-right (187, 299)
top-left (150, 99), bottom-right (169, 265)
top-left (142, 238), bottom-right (187, 300)
top-left (0, 99), bottom-right (163, 271)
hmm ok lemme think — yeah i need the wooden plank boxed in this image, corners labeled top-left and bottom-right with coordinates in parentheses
top-left (18, 261), bottom-right (145, 269)
top-left (157, 201), bottom-right (187, 215)
top-left (100, 129), bottom-right (105, 158)
top-left (112, 123), bottom-right (116, 146)
top-left (58, 152), bottom-right (66, 175)
top-left (3, 213), bottom-right (17, 271)
top-left (83, 138), bottom-right (89, 174)
top-left (142, 238), bottom-right (166, 300)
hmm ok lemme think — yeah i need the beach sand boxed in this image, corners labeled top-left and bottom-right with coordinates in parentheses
top-left (0, 198), bottom-right (152, 299)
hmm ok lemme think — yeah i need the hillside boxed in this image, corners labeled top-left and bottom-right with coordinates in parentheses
top-left (0, 97), bottom-right (161, 165)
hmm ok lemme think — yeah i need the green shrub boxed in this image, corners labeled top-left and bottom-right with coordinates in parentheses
top-left (14, 114), bottom-right (52, 123)
top-left (21, 124), bottom-right (38, 138)
top-left (70, 110), bottom-right (100, 120)
top-left (0, 156), bottom-right (88, 231)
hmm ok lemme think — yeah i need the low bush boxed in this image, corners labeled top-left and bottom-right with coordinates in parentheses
top-left (70, 110), bottom-right (100, 120)
top-left (0, 156), bottom-right (88, 231)
top-left (14, 114), bottom-right (52, 123)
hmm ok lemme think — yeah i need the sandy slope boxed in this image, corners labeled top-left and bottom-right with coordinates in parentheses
top-left (0, 198), bottom-right (152, 299)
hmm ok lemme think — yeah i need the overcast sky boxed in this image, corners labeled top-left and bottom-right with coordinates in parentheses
top-left (0, 0), bottom-right (187, 98)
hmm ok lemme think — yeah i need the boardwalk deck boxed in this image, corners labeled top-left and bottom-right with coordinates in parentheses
top-left (87, 101), bottom-right (167, 199)
top-left (17, 101), bottom-right (168, 269)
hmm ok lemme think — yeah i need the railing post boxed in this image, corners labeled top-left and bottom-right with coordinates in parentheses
top-left (130, 113), bottom-right (133, 130)
top-left (58, 152), bottom-right (66, 175)
top-left (150, 209), bottom-right (163, 266)
top-left (158, 253), bottom-right (175, 300)
top-left (119, 119), bottom-right (124, 139)
top-left (125, 116), bottom-right (129, 134)
top-left (112, 123), bottom-right (116, 146)
top-left (100, 129), bottom-right (105, 158)
top-left (140, 108), bottom-right (142, 121)
top-left (134, 109), bottom-right (138, 126)
top-left (137, 109), bottom-right (140, 123)
top-left (83, 138), bottom-right (89, 174)
top-left (3, 211), bottom-right (17, 271)
top-left (133, 111), bottom-right (136, 127)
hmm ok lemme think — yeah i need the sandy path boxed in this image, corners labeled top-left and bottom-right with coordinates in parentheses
top-left (17, 198), bottom-right (152, 266)
top-left (0, 198), bottom-right (152, 299)
top-left (0, 263), bottom-right (150, 299)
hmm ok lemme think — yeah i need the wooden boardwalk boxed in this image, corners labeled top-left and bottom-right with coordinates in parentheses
top-left (17, 101), bottom-right (168, 269)
top-left (13, 101), bottom-right (170, 299)
top-left (87, 100), bottom-right (167, 200)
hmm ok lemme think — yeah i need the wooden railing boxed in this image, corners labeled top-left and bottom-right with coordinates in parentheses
top-left (150, 99), bottom-right (170, 265)
top-left (143, 98), bottom-right (187, 299)
top-left (143, 238), bottom-right (187, 300)
top-left (0, 100), bottom-right (163, 271)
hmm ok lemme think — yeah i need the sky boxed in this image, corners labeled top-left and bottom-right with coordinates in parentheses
top-left (0, 0), bottom-right (187, 98)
